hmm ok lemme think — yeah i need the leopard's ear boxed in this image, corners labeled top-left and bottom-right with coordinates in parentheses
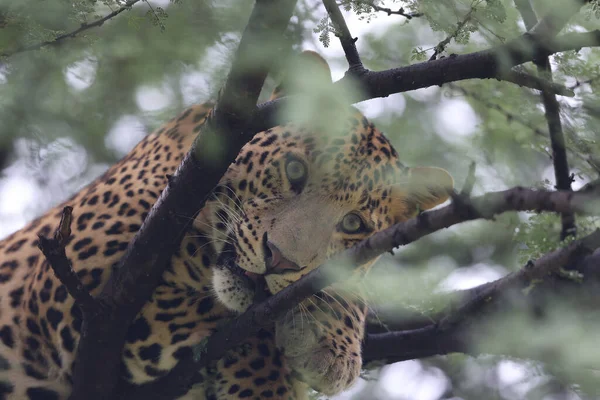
top-left (390, 167), bottom-right (454, 224)
top-left (269, 50), bottom-right (332, 101)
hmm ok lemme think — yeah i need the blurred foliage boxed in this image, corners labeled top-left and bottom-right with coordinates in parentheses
top-left (1, 0), bottom-right (600, 399)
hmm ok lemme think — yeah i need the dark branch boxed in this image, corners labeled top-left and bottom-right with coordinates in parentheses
top-left (249, 29), bottom-right (600, 135)
top-left (37, 206), bottom-right (99, 316)
top-left (0, 0), bottom-right (142, 58)
top-left (515, 0), bottom-right (576, 241)
top-left (69, 1), bottom-right (299, 399)
top-left (322, 0), bottom-right (364, 72)
top-left (362, 230), bottom-right (600, 364)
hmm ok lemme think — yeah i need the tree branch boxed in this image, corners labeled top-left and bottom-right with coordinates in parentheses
top-left (38, 206), bottom-right (99, 316)
top-left (515, 0), bottom-right (576, 240)
top-left (66, 1), bottom-right (299, 399)
top-left (323, 0), bottom-right (364, 72)
top-left (249, 29), bottom-right (600, 135)
top-left (362, 232), bottom-right (600, 364)
top-left (0, 0), bottom-right (142, 58)
top-left (126, 187), bottom-right (600, 399)
top-left (337, 0), bottom-right (423, 19)
top-left (500, 69), bottom-right (574, 97)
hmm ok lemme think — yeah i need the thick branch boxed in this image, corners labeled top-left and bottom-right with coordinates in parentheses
top-left (0, 0), bottom-right (141, 58)
top-left (515, 0), bottom-right (575, 240)
top-left (248, 30), bottom-right (600, 135)
top-left (69, 1), bottom-right (298, 399)
top-left (362, 232), bottom-right (600, 364)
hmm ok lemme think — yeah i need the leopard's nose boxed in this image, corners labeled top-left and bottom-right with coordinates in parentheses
top-left (263, 233), bottom-right (302, 274)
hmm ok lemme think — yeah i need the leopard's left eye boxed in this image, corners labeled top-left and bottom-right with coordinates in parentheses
top-left (340, 213), bottom-right (366, 234)
top-left (285, 158), bottom-right (308, 192)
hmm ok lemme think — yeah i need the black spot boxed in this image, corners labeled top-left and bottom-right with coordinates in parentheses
top-left (267, 370), bottom-right (280, 381)
top-left (27, 255), bottom-right (39, 267)
top-left (76, 212), bottom-right (94, 229)
top-left (344, 316), bottom-right (354, 329)
top-left (260, 134), bottom-right (278, 147)
top-left (126, 317), bottom-right (151, 343)
top-left (9, 287), bottom-right (24, 308)
top-left (253, 377), bottom-right (267, 386)
top-left (26, 387), bottom-right (59, 400)
top-left (73, 238), bottom-right (92, 251)
top-left (260, 390), bottom-right (274, 398)
top-left (228, 384), bottom-right (240, 395)
top-left (6, 239), bottom-right (27, 252)
top-left (47, 308), bottom-right (63, 330)
top-left (105, 222), bottom-right (123, 235)
top-left (154, 311), bottom-right (186, 322)
top-left (171, 333), bottom-right (190, 345)
top-left (238, 389), bottom-right (254, 398)
top-left (54, 285), bottom-right (68, 303)
top-left (223, 356), bottom-right (239, 368)
top-left (0, 326), bottom-right (14, 348)
top-left (26, 319), bottom-right (41, 335)
top-left (25, 364), bottom-right (45, 380)
top-left (138, 344), bottom-right (162, 363)
top-left (196, 297), bottom-right (214, 315)
top-left (60, 326), bottom-right (75, 352)
top-left (0, 381), bottom-right (13, 396)
top-left (77, 246), bottom-right (98, 260)
top-left (26, 337), bottom-right (40, 351)
top-left (234, 369), bottom-right (252, 378)
top-left (249, 358), bottom-right (265, 370)
top-left (156, 297), bottom-right (184, 309)
top-left (144, 365), bottom-right (167, 377)
top-left (276, 386), bottom-right (288, 395)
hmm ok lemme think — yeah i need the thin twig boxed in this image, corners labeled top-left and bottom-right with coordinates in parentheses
top-left (460, 162), bottom-right (477, 197)
top-left (337, 0), bottom-right (423, 19)
top-left (323, 0), bottom-right (364, 73)
top-left (500, 69), bottom-right (574, 97)
top-left (0, 0), bottom-right (141, 58)
top-left (37, 206), bottom-right (99, 315)
top-left (429, 8), bottom-right (474, 61)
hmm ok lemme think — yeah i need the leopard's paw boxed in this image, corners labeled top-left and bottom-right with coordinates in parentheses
top-left (275, 314), bottom-right (361, 395)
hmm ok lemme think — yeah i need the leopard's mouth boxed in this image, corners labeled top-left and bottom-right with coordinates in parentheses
top-left (217, 242), bottom-right (271, 302)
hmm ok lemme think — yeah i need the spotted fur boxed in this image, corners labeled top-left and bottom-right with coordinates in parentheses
top-left (0, 52), bottom-right (452, 400)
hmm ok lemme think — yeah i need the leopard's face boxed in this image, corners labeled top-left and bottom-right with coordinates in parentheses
top-left (205, 112), bottom-right (453, 312)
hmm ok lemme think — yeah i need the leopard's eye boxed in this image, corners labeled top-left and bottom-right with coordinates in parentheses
top-left (285, 158), bottom-right (308, 190)
top-left (340, 213), bottom-right (366, 234)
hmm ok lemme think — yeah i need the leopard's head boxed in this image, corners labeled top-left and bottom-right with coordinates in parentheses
top-left (203, 51), bottom-right (453, 311)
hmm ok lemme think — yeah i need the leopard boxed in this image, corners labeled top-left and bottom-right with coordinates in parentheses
top-left (0, 51), bottom-right (453, 400)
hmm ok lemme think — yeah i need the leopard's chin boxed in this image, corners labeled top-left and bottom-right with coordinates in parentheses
top-left (212, 257), bottom-right (272, 312)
